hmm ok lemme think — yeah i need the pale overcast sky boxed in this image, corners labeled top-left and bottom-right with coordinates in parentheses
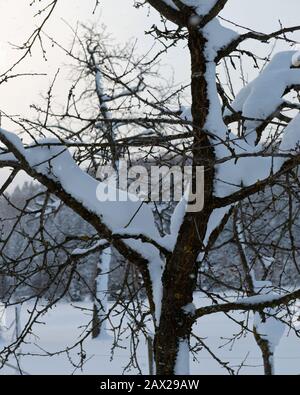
top-left (0, 0), bottom-right (300, 187)
top-left (0, 0), bottom-right (300, 123)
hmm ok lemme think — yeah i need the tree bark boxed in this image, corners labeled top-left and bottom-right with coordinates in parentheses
top-left (253, 326), bottom-right (274, 375)
top-left (92, 247), bottom-right (111, 339)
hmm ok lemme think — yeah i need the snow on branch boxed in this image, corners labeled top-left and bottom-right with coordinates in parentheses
top-left (195, 289), bottom-right (300, 319)
top-left (216, 24), bottom-right (300, 62)
top-left (209, 50), bottom-right (300, 205)
top-left (0, 127), bottom-right (169, 319)
top-left (190, 0), bottom-right (228, 28)
top-left (146, 0), bottom-right (185, 25)
top-left (225, 51), bottom-right (300, 146)
top-left (147, 0), bottom-right (228, 27)
top-left (213, 153), bottom-right (300, 209)
top-left (71, 240), bottom-right (109, 257)
top-left (159, 0), bottom-right (222, 15)
top-left (0, 128), bottom-right (162, 264)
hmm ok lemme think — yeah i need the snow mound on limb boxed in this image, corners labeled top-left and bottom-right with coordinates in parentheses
top-left (276, 112), bottom-right (300, 170)
top-left (225, 51), bottom-right (300, 143)
top-left (0, 130), bottom-right (167, 322)
top-left (0, 131), bottom-right (162, 260)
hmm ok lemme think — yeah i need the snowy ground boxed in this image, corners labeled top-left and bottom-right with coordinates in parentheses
top-left (0, 294), bottom-right (299, 375)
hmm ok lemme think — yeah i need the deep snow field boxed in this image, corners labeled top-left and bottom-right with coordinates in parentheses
top-left (0, 294), bottom-right (299, 375)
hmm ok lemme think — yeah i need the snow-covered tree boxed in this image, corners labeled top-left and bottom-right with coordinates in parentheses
top-left (1, 0), bottom-right (300, 375)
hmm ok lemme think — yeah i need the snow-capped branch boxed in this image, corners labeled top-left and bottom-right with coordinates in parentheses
top-left (113, 232), bottom-right (171, 257)
top-left (0, 128), bottom-right (160, 266)
top-left (195, 289), bottom-right (300, 319)
top-left (224, 51), bottom-right (300, 145)
top-left (213, 153), bottom-right (300, 209)
top-left (146, 0), bottom-right (185, 25)
top-left (0, 127), bottom-right (164, 316)
top-left (196, 0), bottom-right (228, 28)
top-left (208, 50), bottom-right (300, 207)
top-left (216, 24), bottom-right (300, 62)
top-left (146, 0), bottom-right (228, 28)
top-left (71, 240), bottom-right (109, 257)
top-left (88, 48), bottom-right (119, 166)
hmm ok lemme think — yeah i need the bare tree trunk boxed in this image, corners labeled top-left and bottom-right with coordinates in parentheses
top-left (234, 208), bottom-right (274, 375)
top-left (92, 247), bottom-right (111, 339)
top-left (154, 29), bottom-right (215, 375)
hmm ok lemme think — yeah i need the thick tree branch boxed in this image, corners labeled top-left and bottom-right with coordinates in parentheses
top-left (198, 0), bottom-right (228, 28)
top-left (195, 289), bottom-right (300, 319)
top-left (217, 24), bottom-right (300, 62)
top-left (146, 0), bottom-right (186, 25)
top-left (213, 155), bottom-right (300, 209)
top-left (147, 0), bottom-right (228, 28)
top-left (0, 129), bottom-right (157, 314)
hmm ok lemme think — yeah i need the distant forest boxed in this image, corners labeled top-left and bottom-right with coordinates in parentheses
top-left (0, 180), bottom-right (299, 302)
